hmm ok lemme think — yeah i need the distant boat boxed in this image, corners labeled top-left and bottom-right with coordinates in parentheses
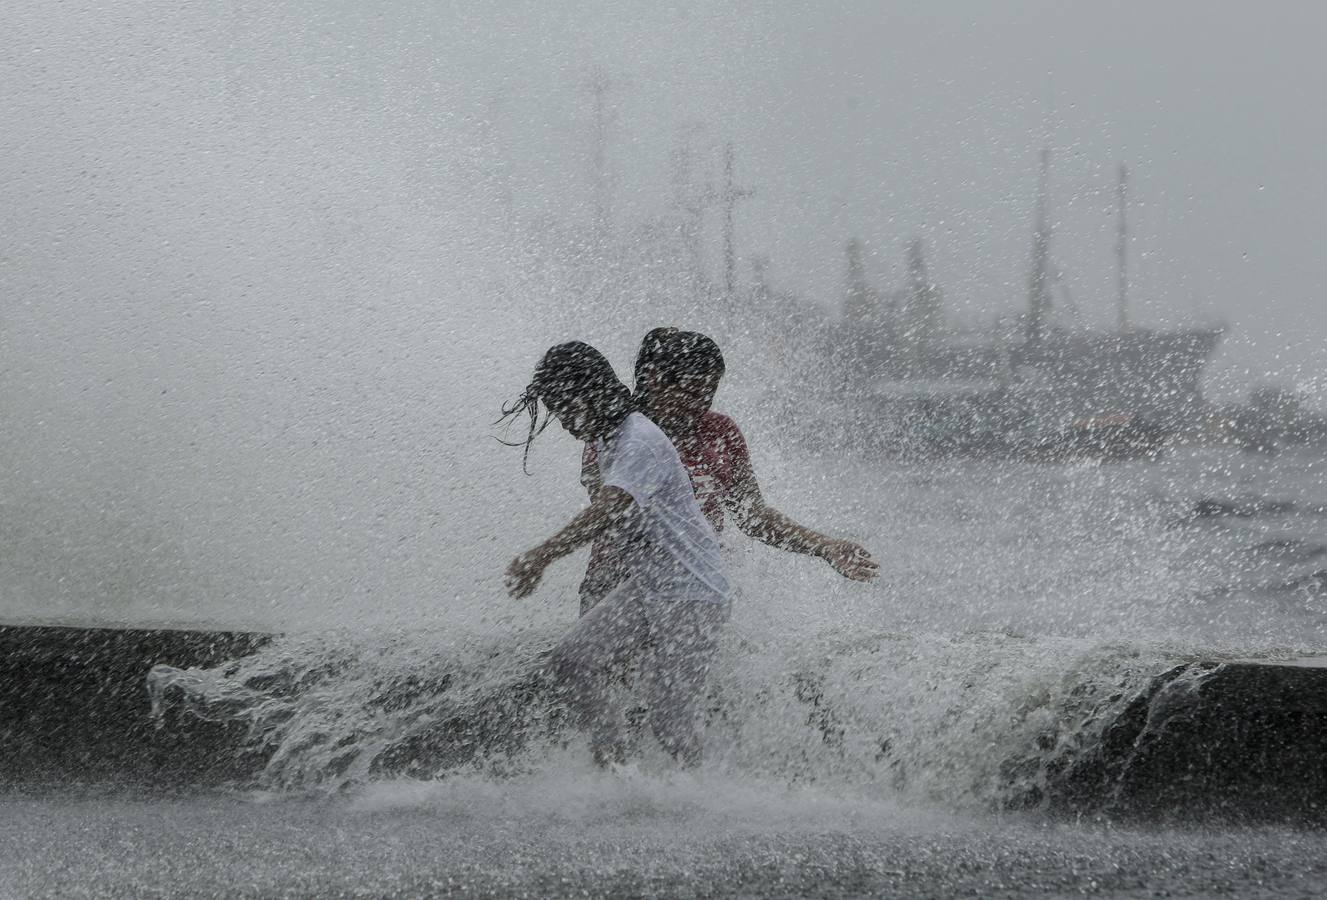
top-left (1028, 414), bottom-right (1170, 463)
top-left (837, 152), bottom-right (1224, 459)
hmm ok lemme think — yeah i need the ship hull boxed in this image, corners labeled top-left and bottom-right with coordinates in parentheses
top-left (1012, 327), bottom-right (1225, 427)
top-left (840, 326), bottom-right (1225, 458)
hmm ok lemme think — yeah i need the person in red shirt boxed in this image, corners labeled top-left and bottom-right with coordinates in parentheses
top-left (579, 328), bottom-right (878, 612)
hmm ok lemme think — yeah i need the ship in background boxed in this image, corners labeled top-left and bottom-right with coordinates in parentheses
top-left (564, 86), bottom-right (1224, 459)
top-left (829, 149), bottom-right (1226, 459)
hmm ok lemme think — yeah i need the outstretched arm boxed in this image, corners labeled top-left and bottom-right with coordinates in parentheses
top-left (505, 486), bottom-right (635, 598)
top-left (726, 439), bottom-right (878, 582)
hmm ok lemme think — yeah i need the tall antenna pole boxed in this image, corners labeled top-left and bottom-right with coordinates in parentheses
top-left (751, 254), bottom-right (770, 299)
top-left (720, 143), bottom-right (753, 297)
top-left (1026, 146), bottom-right (1053, 344)
top-left (588, 70), bottom-right (614, 242)
top-left (1116, 163), bottom-right (1130, 333)
top-left (670, 127), bottom-right (710, 292)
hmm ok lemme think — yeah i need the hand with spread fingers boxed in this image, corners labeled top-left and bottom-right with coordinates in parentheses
top-left (820, 539), bottom-right (879, 582)
top-left (505, 551), bottom-right (549, 599)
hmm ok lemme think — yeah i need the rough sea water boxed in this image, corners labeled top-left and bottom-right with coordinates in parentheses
top-left (8, 446), bottom-right (1327, 898)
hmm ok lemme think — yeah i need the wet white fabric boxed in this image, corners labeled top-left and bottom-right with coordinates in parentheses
top-left (596, 413), bottom-right (730, 604)
top-left (547, 580), bottom-right (728, 765)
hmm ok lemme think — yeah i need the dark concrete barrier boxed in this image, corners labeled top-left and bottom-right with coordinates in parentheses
top-left (0, 623), bottom-right (273, 788)
top-left (1045, 660), bottom-right (1327, 823)
top-left (6, 621), bottom-right (1327, 823)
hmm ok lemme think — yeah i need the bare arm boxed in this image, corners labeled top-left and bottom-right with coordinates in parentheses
top-left (505, 486), bottom-right (635, 598)
top-left (580, 442), bottom-right (602, 499)
top-left (726, 445), bottom-right (878, 582)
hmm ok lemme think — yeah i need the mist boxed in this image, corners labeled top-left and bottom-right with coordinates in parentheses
top-left (3, 1), bottom-right (1324, 627)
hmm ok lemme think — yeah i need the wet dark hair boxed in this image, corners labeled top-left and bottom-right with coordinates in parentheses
top-left (632, 328), bottom-right (726, 409)
top-left (633, 326), bottom-right (680, 393)
top-left (496, 341), bottom-right (633, 472)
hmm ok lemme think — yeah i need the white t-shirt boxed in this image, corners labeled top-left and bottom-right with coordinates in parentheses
top-left (597, 413), bottom-right (730, 604)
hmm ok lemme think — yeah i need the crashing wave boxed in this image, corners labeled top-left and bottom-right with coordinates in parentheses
top-left (147, 624), bottom-right (1222, 812)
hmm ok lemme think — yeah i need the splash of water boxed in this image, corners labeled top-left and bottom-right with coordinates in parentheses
top-left (148, 610), bottom-right (1241, 816)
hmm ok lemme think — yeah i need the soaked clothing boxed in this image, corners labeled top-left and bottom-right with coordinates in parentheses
top-left (580, 410), bottom-right (750, 612)
top-left (548, 581), bottom-right (728, 766)
top-left (552, 412), bottom-right (730, 763)
top-left (592, 412), bottom-right (729, 604)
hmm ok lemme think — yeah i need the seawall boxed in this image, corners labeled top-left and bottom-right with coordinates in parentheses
top-left (1045, 660), bottom-right (1327, 823)
top-left (4, 622), bottom-right (1327, 823)
top-left (0, 623), bottom-right (273, 788)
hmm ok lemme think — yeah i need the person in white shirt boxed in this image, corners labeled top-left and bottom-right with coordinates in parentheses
top-left (500, 341), bottom-right (729, 767)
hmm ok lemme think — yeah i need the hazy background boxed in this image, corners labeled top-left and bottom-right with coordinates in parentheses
top-left (2, 1), bottom-right (1324, 626)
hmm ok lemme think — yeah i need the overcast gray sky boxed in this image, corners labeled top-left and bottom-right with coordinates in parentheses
top-left (6, 2), bottom-right (1325, 389)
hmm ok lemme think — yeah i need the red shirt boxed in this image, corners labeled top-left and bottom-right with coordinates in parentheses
top-left (582, 410), bottom-right (750, 533)
top-left (580, 410), bottom-right (752, 609)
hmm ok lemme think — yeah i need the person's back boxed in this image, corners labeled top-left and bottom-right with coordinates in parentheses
top-left (584, 409), bottom-right (744, 535)
top-left (594, 411), bottom-right (728, 604)
top-left (668, 408), bottom-right (748, 532)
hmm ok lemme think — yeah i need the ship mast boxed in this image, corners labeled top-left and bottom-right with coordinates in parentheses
top-left (669, 127), bottom-right (711, 294)
top-left (903, 237), bottom-right (942, 356)
top-left (720, 143), bottom-right (753, 296)
top-left (588, 70), bottom-right (615, 242)
top-left (1116, 163), bottom-right (1130, 333)
top-left (1026, 147), bottom-right (1053, 344)
top-left (844, 238), bottom-right (872, 324)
